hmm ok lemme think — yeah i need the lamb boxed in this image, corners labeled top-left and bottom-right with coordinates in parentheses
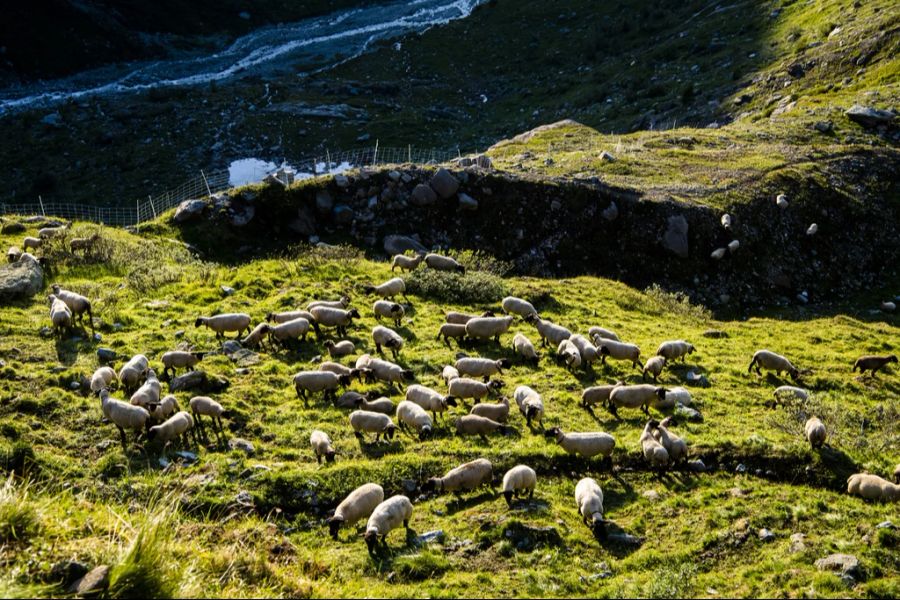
top-left (422, 458), bottom-right (493, 496)
top-left (437, 323), bottom-right (468, 344)
top-left (597, 339), bottom-right (644, 369)
top-left (373, 300), bottom-right (405, 327)
top-left (309, 306), bottom-right (361, 338)
top-left (445, 310), bottom-right (493, 324)
top-left (557, 339), bottom-right (582, 371)
top-left (852, 355), bottom-right (898, 376)
top-left (327, 483), bottom-right (385, 540)
top-left (396, 400), bottom-right (434, 440)
top-left (588, 326), bottom-right (620, 343)
top-left (90, 366), bottom-right (118, 393)
top-left (189, 395), bottom-right (228, 439)
top-left (364, 277), bottom-right (406, 300)
top-left (50, 285), bottom-right (92, 328)
top-left (455, 356), bottom-right (510, 380)
top-left (292, 371), bottom-right (350, 403)
top-left (266, 309), bottom-right (315, 324)
top-left (359, 396), bottom-right (396, 415)
top-left (319, 361), bottom-right (355, 378)
top-left (268, 317), bottom-right (311, 346)
top-left (160, 350), bottom-right (206, 379)
top-left (99, 389), bottom-right (151, 453)
top-left (406, 384), bottom-right (457, 421)
top-left (501, 296), bottom-right (538, 319)
top-left (642, 356), bottom-right (667, 382)
top-left (514, 385), bottom-right (545, 429)
top-left (441, 365), bottom-right (460, 384)
top-left (364, 495), bottom-right (414, 555)
top-left (470, 396), bottom-right (510, 423)
top-left (22, 236), bottom-right (42, 251)
top-left (306, 296), bottom-right (351, 310)
top-left (129, 369), bottom-right (161, 408)
top-left (608, 384), bottom-right (667, 417)
top-left (391, 253), bottom-right (424, 272)
top-left (574, 478), bottom-right (607, 538)
top-left (118, 354), bottom-right (149, 393)
top-left (69, 232), bottom-right (100, 254)
top-left (310, 430), bottom-right (336, 463)
top-left (324, 340), bottom-right (355, 358)
top-left (501, 465), bottom-right (536, 507)
top-left (454, 414), bottom-right (511, 441)
top-left (241, 323), bottom-right (271, 349)
top-left (512, 333), bottom-right (539, 365)
top-left (147, 411), bottom-right (195, 450)
top-left (195, 313), bottom-right (252, 339)
top-left (349, 410), bottom-right (398, 443)
top-left (640, 419), bottom-right (670, 472)
top-left (367, 357), bottom-right (414, 390)
top-left (656, 340), bottom-right (695, 362)
top-left (546, 427), bottom-right (615, 461)
top-left (38, 224), bottom-right (68, 240)
top-left (150, 394), bottom-right (179, 423)
top-left (748, 349), bottom-right (800, 381)
top-left (6, 246), bottom-right (21, 263)
top-left (524, 315), bottom-right (572, 347)
top-left (653, 416), bottom-right (688, 463)
top-left (447, 377), bottom-right (502, 403)
top-left (47, 294), bottom-right (72, 336)
top-left (372, 326), bottom-right (404, 359)
top-left (465, 315), bottom-right (515, 342)
top-left (424, 253), bottom-right (465, 273)
top-left (580, 383), bottom-right (622, 409)
top-left (569, 334), bottom-right (599, 369)
top-left (804, 416), bottom-right (826, 449)
top-left (846, 473), bottom-right (900, 502)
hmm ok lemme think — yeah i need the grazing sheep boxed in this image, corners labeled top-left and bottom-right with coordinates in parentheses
top-left (588, 326), bottom-right (620, 343)
top-left (364, 495), bottom-right (414, 556)
top-left (852, 355), bottom-right (897, 376)
top-left (748, 350), bottom-right (800, 381)
top-left (608, 384), bottom-right (667, 418)
top-left (90, 366), bottom-right (118, 393)
top-left (365, 277), bottom-right (406, 300)
top-left (512, 333), bottom-right (539, 365)
top-left (311, 430), bottom-right (336, 463)
top-left (424, 253), bottom-right (465, 273)
top-left (150, 394), bottom-right (179, 423)
top-left (653, 417), bottom-right (688, 463)
top-left (547, 427), bottom-right (615, 461)
top-left (241, 323), bottom-right (271, 349)
top-left (129, 369), bottom-right (161, 408)
top-left (292, 371), bottom-right (350, 403)
top-left (38, 224), bottom-right (68, 240)
top-left (359, 396), bottom-right (396, 415)
top-left (514, 385), bottom-right (545, 429)
top-left (99, 389), bottom-right (151, 453)
top-left (47, 294), bottom-right (72, 336)
top-left (266, 309), bottom-right (315, 324)
top-left (70, 232), bottom-right (100, 254)
top-left (643, 356), bottom-right (667, 382)
top-left (50, 285), bottom-right (93, 329)
top-left (23, 236), bottom-right (42, 251)
top-left (575, 478), bottom-right (607, 540)
top-left (656, 340), bottom-right (695, 362)
top-left (465, 315), bottom-right (515, 342)
top-left (189, 396), bottom-right (227, 439)
top-left (367, 357), bottom-right (414, 390)
top-left (501, 296), bottom-right (538, 319)
top-left (557, 339), bottom-right (582, 371)
top-left (6, 246), bottom-right (21, 263)
top-left (437, 323), bottom-right (468, 344)
top-left (455, 356), bottom-right (510, 380)
top-left (268, 317), bottom-right (311, 346)
top-left (319, 361), bottom-right (355, 377)
top-left (805, 417), bottom-right (826, 449)
top-left (118, 354), bottom-right (149, 393)
top-left (328, 483), bottom-right (385, 539)
top-left (324, 340), bottom-right (356, 358)
top-left (525, 315), bottom-right (572, 347)
top-left (373, 300), bottom-right (405, 327)
top-left (309, 306), bottom-right (361, 338)
top-left (581, 383), bottom-right (623, 409)
top-left (454, 414), bottom-right (511, 441)
top-left (846, 473), bottom-right (899, 502)
top-left (569, 334), bottom-right (599, 369)
top-left (160, 350), bottom-right (206, 379)
top-left (447, 377), bottom-right (502, 403)
top-left (147, 411), bottom-right (194, 451)
top-left (195, 313), bottom-right (252, 339)
top-left (597, 340), bottom-right (644, 369)
top-left (406, 384), bottom-right (457, 421)
top-left (396, 400), bottom-right (434, 440)
top-left (307, 296), bottom-right (351, 310)
top-left (335, 390), bottom-right (368, 409)
top-left (445, 310), bottom-right (494, 324)
top-left (501, 465), bottom-right (536, 507)
top-left (441, 365), bottom-right (460, 384)
top-left (372, 326), bottom-right (404, 359)
top-left (391, 253), bottom-right (424, 272)
top-left (349, 410), bottom-right (398, 443)
top-left (423, 458), bottom-right (493, 496)
top-left (470, 396), bottom-right (510, 423)
top-left (640, 420), bottom-right (670, 472)
top-left (771, 385), bottom-right (808, 408)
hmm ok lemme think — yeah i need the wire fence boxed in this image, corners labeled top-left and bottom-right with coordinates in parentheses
top-left (0, 145), bottom-right (462, 227)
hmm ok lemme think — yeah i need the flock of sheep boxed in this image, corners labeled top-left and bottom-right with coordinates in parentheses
top-left (42, 248), bottom-right (900, 557)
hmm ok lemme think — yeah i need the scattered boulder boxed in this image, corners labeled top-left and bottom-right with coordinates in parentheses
top-left (67, 565), bottom-right (110, 596)
top-left (315, 190), bottom-right (333, 214)
top-left (333, 205), bottom-right (354, 226)
top-left (222, 341), bottom-right (242, 356)
top-left (288, 205), bottom-right (316, 237)
top-left (383, 235), bottom-right (427, 255)
top-left (813, 120), bottom-right (834, 134)
top-left (688, 459), bottom-right (706, 472)
top-left (0, 254), bottom-right (43, 301)
top-left (503, 522), bottom-right (563, 551)
top-left (334, 174), bottom-right (350, 188)
top-left (846, 105), bottom-right (895, 128)
top-left (702, 329), bottom-right (728, 338)
top-left (0, 221), bottom-right (25, 234)
top-left (758, 528), bottom-right (776, 542)
top-left (601, 201), bottom-right (619, 221)
top-left (599, 151), bottom-right (616, 162)
top-left (411, 184), bottom-right (437, 207)
top-left (414, 530), bottom-right (445, 545)
top-left (97, 348), bottom-right (117, 363)
top-left (169, 370), bottom-right (229, 393)
top-left (173, 199), bottom-right (206, 223)
top-left (662, 215), bottom-right (689, 258)
top-left (815, 553), bottom-right (863, 580)
top-left (229, 205), bottom-right (255, 227)
top-left (430, 168), bottom-right (460, 199)
top-left (50, 560), bottom-right (89, 587)
top-left (458, 193), bottom-right (478, 211)
top-left (789, 533), bottom-right (806, 553)
top-left (229, 438), bottom-right (256, 456)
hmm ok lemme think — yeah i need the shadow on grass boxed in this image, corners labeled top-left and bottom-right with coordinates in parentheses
top-left (443, 490), bottom-right (498, 515)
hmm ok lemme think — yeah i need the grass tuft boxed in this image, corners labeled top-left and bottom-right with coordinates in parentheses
top-left (0, 475), bottom-right (41, 543)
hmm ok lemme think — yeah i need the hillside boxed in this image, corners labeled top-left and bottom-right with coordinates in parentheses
top-left (0, 218), bottom-right (898, 597)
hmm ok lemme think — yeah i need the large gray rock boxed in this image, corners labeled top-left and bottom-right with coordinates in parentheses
top-left (503, 522), bottom-right (563, 551)
top-left (0, 254), bottom-right (43, 301)
top-left (173, 199), bottom-right (206, 223)
top-left (229, 204), bottom-right (255, 227)
top-left (458, 193), bottom-right (478, 211)
top-left (411, 184), bottom-right (437, 207)
top-left (333, 205), bottom-right (354, 226)
top-left (846, 105), bottom-right (895, 128)
top-left (288, 205), bottom-right (316, 237)
top-left (662, 215), bottom-right (689, 258)
top-left (383, 235), bottom-right (427, 255)
top-left (315, 190), bottom-right (333, 214)
top-left (815, 553), bottom-right (863, 580)
top-left (170, 370), bottom-right (230, 393)
top-left (430, 168), bottom-right (460, 199)
top-left (67, 565), bottom-right (110, 596)
top-left (1, 221), bottom-right (25, 234)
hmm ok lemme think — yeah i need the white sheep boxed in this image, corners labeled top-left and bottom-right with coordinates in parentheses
top-left (47, 294), bottom-right (72, 337)
top-left (241, 322), bottom-right (271, 349)
top-left (514, 385), bottom-right (545, 429)
top-left (721, 213), bottom-right (732, 229)
top-left (99, 389), bottom-right (151, 453)
top-left (470, 396), bottom-right (510, 423)
top-left (406, 384), bottom-right (457, 421)
top-left (266, 309), bottom-right (315, 324)
top-left (129, 369), bottom-right (161, 408)
top-left (654, 416), bottom-right (688, 463)
top-left (574, 477), bottom-right (607, 537)
top-left (547, 427), bottom-right (615, 461)
top-left (324, 339), bottom-right (356, 358)
top-left (454, 414), bottom-right (511, 440)
top-left (847, 473), bottom-right (899, 502)
top-left (445, 310), bottom-right (494, 324)
top-left (373, 300), bottom-right (405, 327)
top-left (656, 340), bottom-right (695, 362)
top-left (748, 349), bottom-right (800, 381)
top-left (640, 419), bottom-right (670, 472)
top-left (349, 410), bottom-right (398, 443)
top-left (359, 396), bottom-right (396, 415)
top-left (569, 334), bottom-right (599, 369)
top-left (118, 354), bottom-right (149, 393)
top-left (447, 377), bottom-right (502, 403)
top-left (310, 429), bottom-right (336, 463)
top-left (465, 315), bottom-right (514, 342)
top-left (441, 365), bottom-right (460, 384)
top-left (804, 416), bottom-right (826, 449)
top-left (608, 384), bottom-right (667, 418)
top-left (396, 400), bottom-right (434, 440)
top-left (268, 317), bottom-right (311, 346)
top-left (557, 339), bottom-right (582, 371)
top-left (38, 224), bottom-right (68, 240)
top-left (512, 333), bottom-right (539, 365)
top-left (367, 357), bottom-right (414, 390)
top-left (391, 253), bottom-right (424, 272)
top-left (195, 313), bottom-right (252, 339)
top-left (307, 296), bottom-right (351, 311)
top-left (327, 483), bottom-right (385, 539)
top-left (424, 253), bottom-right (465, 273)
top-left (372, 325), bottom-right (404, 359)
top-left (23, 236), bottom-right (42, 251)
top-left (423, 458), bottom-right (493, 496)
top-left (455, 356), bottom-right (510, 380)
top-left (588, 326), bottom-right (620, 343)
top-left (147, 410), bottom-right (195, 451)
top-left (365, 277), bottom-right (406, 300)
top-left (319, 361), bottom-right (355, 377)
top-left (160, 350), bottom-right (206, 378)
top-left (149, 394), bottom-right (179, 423)
top-left (6, 246), bottom-right (21, 263)
top-left (309, 306), bottom-right (361, 338)
top-left (437, 323), bottom-right (468, 344)
top-left (501, 465), bottom-right (536, 507)
top-left (189, 395), bottom-right (228, 439)
top-left (50, 285), bottom-right (93, 329)
top-left (643, 356), bottom-right (667, 382)
top-left (501, 296), bottom-right (538, 319)
top-left (581, 383), bottom-right (622, 409)
top-left (292, 371), bottom-right (350, 403)
top-left (597, 339), bottom-right (644, 369)
top-left (525, 315), bottom-right (572, 347)
top-left (90, 366), bottom-right (118, 393)
top-left (364, 495), bottom-right (414, 555)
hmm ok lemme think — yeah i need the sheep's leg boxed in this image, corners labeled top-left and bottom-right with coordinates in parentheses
top-left (117, 425), bottom-right (129, 454)
top-left (375, 342), bottom-right (383, 355)
top-left (479, 433), bottom-right (488, 443)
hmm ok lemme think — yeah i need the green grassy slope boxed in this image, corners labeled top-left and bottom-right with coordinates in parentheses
top-left (0, 221), bottom-right (897, 597)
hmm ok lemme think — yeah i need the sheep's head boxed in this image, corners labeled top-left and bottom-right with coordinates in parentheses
top-left (647, 419), bottom-right (660, 429)
top-left (659, 416), bottom-right (677, 428)
top-left (194, 317), bottom-right (205, 327)
top-left (51, 284), bottom-right (61, 294)
top-left (598, 345), bottom-right (612, 357)
top-left (591, 516), bottom-right (609, 540)
top-left (887, 355), bottom-right (898, 364)
top-left (325, 449), bottom-right (336, 463)
top-left (337, 374), bottom-right (352, 387)
top-left (788, 367), bottom-right (801, 382)
top-left (340, 295), bottom-right (351, 307)
top-left (390, 303), bottom-right (402, 313)
top-left (419, 425), bottom-right (433, 441)
top-left (482, 310), bottom-right (496, 317)
top-left (443, 397), bottom-right (458, 408)
top-left (364, 529), bottom-right (379, 555)
top-left (327, 516), bottom-right (344, 540)
top-left (497, 358), bottom-right (512, 369)
top-left (545, 426), bottom-right (564, 441)
top-left (503, 490), bottom-right (513, 507)
top-left (454, 264), bottom-right (466, 274)
top-left (384, 425), bottom-right (397, 440)
top-left (401, 369), bottom-right (415, 381)
top-left (488, 380), bottom-right (504, 390)
top-left (265, 312), bottom-right (275, 322)
top-left (421, 478), bottom-right (441, 493)
top-left (349, 309), bottom-right (362, 320)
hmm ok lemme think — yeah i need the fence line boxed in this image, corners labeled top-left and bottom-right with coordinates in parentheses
top-left (0, 146), bottom-right (463, 227)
